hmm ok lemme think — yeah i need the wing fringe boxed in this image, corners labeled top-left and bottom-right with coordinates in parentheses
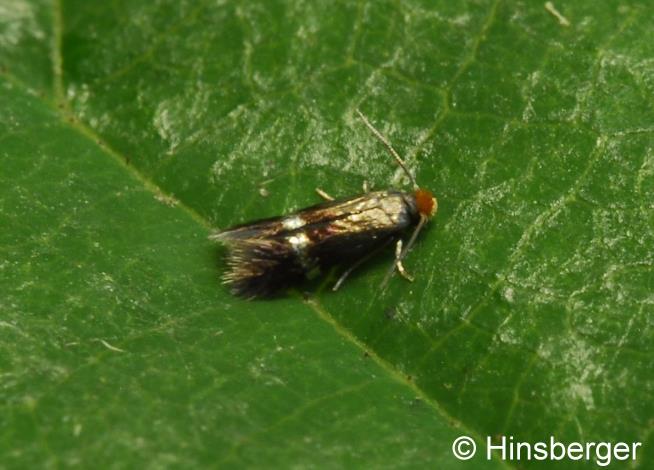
top-left (218, 238), bottom-right (304, 299)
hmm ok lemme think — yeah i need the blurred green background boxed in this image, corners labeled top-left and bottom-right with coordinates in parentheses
top-left (1, 0), bottom-right (652, 468)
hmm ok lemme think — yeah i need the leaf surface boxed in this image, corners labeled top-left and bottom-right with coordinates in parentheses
top-left (1, 0), bottom-right (653, 468)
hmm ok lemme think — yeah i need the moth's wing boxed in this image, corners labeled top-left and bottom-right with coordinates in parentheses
top-left (212, 191), bottom-right (416, 297)
top-left (209, 193), bottom-right (385, 241)
top-left (289, 191), bottom-right (416, 273)
top-left (312, 192), bottom-right (414, 249)
top-left (303, 216), bottom-right (402, 267)
top-left (219, 237), bottom-right (305, 299)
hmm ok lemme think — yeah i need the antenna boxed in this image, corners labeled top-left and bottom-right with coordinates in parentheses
top-left (355, 109), bottom-right (418, 190)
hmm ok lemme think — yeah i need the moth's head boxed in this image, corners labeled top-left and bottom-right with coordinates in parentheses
top-left (414, 188), bottom-right (437, 219)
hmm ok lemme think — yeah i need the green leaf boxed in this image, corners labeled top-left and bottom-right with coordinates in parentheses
top-left (1, 0), bottom-right (653, 468)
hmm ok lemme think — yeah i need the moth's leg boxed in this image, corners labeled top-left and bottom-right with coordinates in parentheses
top-left (394, 239), bottom-right (414, 282)
top-left (333, 238), bottom-right (393, 291)
top-left (315, 188), bottom-right (334, 201)
top-left (333, 257), bottom-right (368, 291)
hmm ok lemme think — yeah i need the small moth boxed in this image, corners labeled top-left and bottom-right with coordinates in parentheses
top-left (210, 110), bottom-right (438, 298)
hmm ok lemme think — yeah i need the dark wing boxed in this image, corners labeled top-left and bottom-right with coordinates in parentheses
top-left (301, 191), bottom-right (417, 264)
top-left (208, 196), bottom-right (356, 242)
top-left (210, 190), bottom-right (416, 241)
top-left (212, 191), bottom-right (418, 298)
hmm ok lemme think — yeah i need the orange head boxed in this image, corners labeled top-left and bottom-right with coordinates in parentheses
top-left (415, 188), bottom-right (438, 218)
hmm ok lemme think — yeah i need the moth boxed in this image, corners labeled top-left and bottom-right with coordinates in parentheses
top-left (210, 110), bottom-right (438, 298)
